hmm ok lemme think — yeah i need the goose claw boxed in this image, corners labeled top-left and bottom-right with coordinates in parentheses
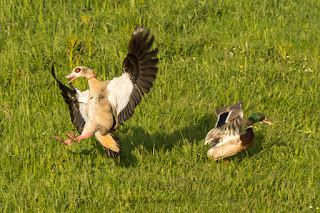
top-left (54, 136), bottom-right (72, 146)
top-left (66, 132), bottom-right (77, 142)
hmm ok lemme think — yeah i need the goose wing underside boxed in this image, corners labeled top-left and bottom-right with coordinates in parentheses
top-left (51, 65), bottom-right (88, 134)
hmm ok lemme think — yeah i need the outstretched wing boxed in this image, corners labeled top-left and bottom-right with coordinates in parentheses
top-left (205, 101), bottom-right (244, 146)
top-left (215, 101), bottom-right (243, 127)
top-left (107, 25), bottom-right (158, 124)
top-left (51, 65), bottom-right (89, 134)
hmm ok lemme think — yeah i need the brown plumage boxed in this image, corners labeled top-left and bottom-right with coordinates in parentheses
top-left (52, 25), bottom-right (158, 158)
top-left (205, 102), bottom-right (271, 161)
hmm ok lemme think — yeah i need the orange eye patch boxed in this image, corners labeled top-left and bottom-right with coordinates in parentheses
top-left (75, 68), bottom-right (81, 73)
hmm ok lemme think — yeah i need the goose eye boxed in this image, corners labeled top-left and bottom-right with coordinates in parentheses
top-left (75, 68), bottom-right (81, 73)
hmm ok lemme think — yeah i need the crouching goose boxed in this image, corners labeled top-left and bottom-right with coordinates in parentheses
top-left (52, 25), bottom-right (158, 158)
top-left (204, 102), bottom-right (273, 162)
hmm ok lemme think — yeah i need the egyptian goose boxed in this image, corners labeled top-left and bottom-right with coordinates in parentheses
top-left (52, 25), bottom-right (158, 158)
top-left (204, 102), bottom-right (272, 162)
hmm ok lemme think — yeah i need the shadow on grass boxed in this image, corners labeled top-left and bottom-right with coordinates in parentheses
top-left (65, 113), bottom-right (215, 167)
top-left (117, 113), bottom-right (215, 167)
top-left (65, 115), bottom-right (267, 166)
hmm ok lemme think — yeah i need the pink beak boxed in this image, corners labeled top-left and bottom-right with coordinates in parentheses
top-left (65, 73), bottom-right (77, 84)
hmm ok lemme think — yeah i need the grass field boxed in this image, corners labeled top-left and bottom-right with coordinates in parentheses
top-left (1, 0), bottom-right (320, 211)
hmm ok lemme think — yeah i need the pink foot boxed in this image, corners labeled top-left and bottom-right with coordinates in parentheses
top-left (55, 136), bottom-right (72, 146)
top-left (54, 132), bottom-right (93, 146)
top-left (66, 132), bottom-right (77, 141)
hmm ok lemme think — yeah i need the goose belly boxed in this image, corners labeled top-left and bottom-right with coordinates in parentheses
top-left (86, 96), bottom-right (98, 119)
top-left (86, 95), bottom-right (114, 132)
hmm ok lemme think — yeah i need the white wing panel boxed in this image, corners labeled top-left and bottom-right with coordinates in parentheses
top-left (107, 73), bottom-right (134, 115)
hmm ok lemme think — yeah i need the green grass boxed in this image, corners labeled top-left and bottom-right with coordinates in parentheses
top-left (1, 0), bottom-right (320, 211)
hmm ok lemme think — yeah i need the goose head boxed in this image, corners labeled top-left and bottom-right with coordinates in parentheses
top-left (66, 66), bottom-right (96, 83)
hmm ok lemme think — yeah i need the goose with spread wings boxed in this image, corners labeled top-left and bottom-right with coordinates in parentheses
top-left (204, 102), bottom-right (272, 162)
top-left (52, 25), bottom-right (158, 158)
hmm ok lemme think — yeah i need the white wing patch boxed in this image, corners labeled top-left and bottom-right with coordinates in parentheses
top-left (107, 73), bottom-right (134, 115)
top-left (76, 89), bottom-right (89, 103)
top-left (76, 89), bottom-right (89, 122)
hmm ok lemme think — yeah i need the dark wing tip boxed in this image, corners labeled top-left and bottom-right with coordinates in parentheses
top-left (51, 65), bottom-right (86, 134)
top-left (124, 25), bottom-right (158, 86)
top-left (51, 64), bottom-right (57, 79)
top-left (117, 26), bottom-right (158, 124)
top-left (105, 148), bottom-right (122, 158)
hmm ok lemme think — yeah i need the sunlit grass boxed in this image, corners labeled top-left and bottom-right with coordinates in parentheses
top-left (1, 0), bottom-right (320, 212)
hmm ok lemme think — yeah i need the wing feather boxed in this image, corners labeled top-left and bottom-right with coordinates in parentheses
top-left (107, 25), bottom-right (158, 124)
top-left (51, 65), bottom-right (88, 134)
top-left (205, 101), bottom-right (244, 146)
top-left (215, 101), bottom-right (243, 127)
top-left (205, 116), bottom-right (243, 146)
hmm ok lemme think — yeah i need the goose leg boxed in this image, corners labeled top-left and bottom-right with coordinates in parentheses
top-left (54, 132), bottom-right (93, 146)
top-left (72, 132), bottom-right (93, 142)
top-left (65, 132), bottom-right (76, 141)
